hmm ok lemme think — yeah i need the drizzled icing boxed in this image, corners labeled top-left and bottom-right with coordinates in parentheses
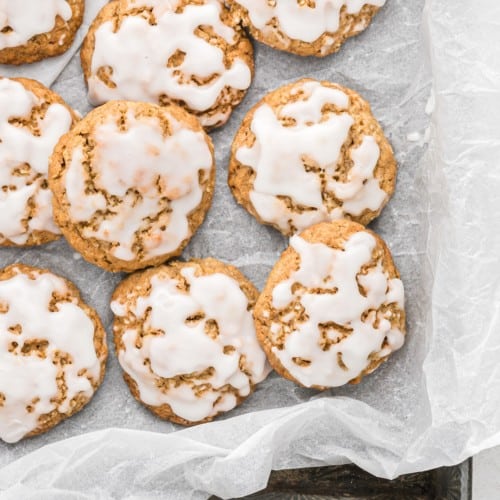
top-left (112, 266), bottom-right (270, 422)
top-left (234, 0), bottom-right (385, 44)
top-left (88, 0), bottom-right (252, 127)
top-left (0, 0), bottom-right (72, 49)
top-left (0, 267), bottom-right (103, 443)
top-left (235, 80), bottom-right (387, 234)
top-left (269, 231), bottom-right (404, 388)
top-left (64, 109), bottom-right (213, 262)
top-left (0, 78), bottom-right (73, 245)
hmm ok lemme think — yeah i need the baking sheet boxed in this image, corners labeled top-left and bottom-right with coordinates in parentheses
top-left (2, 0), bottom-right (499, 498)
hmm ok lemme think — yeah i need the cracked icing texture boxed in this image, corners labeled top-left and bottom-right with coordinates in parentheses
top-left (64, 113), bottom-right (210, 260)
top-left (270, 233), bottom-right (404, 387)
top-left (49, 101), bottom-right (215, 273)
top-left (229, 79), bottom-right (396, 235)
top-left (82, 0), bottom-right (253, 128)
top-left (0, 0), bottom-right (84, 65)
top-left (232, 0), bottom-right (384, 42)
top-left (228, 0), bottom-right (385, 57)
top-left (0, 0), bottom-right (71, 49)
top-left (0, 78), bottom-right (76, 247)
top-left (254, 220), bottom-right (405, 389)
top-left (0, 264), bottom-right (107, 443)
top-left (111, 259), bottom-right (270, 424)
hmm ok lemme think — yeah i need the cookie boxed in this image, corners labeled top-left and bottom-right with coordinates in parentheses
top-left (227, 0), bottom-right (385, 57)
top-left (229, 79), bottom-right (396, 236)
top-left (0, 77), bottom-right (78, 247)
top-left (254, 220), bottom-right (405, 390)
top-left (81, 0), bottom-right (254, 129)
top-left (0, 0), bottom-right (84, 65)
top-left (0, 264), bottom-right (107, 443)
top-left (111, 258), bottom-right (270, 425)
top-left (49, 100), bottom-right (215, 273)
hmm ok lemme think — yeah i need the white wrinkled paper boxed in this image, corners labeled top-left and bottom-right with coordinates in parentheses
top-left (2, 0), bottom-right (500, 497)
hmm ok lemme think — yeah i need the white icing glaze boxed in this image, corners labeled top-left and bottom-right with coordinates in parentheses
top-left (64, 109), bottom-right (213, 262)
top-left (235, 80), bottom-right (387, 233)
top-left (0, 0), bottom-right (72, 49)
top-left (0, 267), bottom-right (103, 443)
top-left (0, 79), bottom-right (73, 245)
top-left (88, 0), bottom-right (252, 127)
top-left (235, 0), bottom-right (385, 44)
top-left (112, 266), bottom-right (270, 422)
top-left (270, 231), bottom-right (404, 388)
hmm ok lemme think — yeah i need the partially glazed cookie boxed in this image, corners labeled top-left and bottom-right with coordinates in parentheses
top-left (111, 258), bottom-right (270, 425)
top-left (82, 0), bottom-right (254, 129)
top-left (0, 0), bottom-right (84, 65)
top-left (0, 78), bottom-right (78, 247)
top-left (0, 264), bottom-right (107, 443)
top-left (49, 101), bottom-right (215, 273)
top-left (229, 79), bottom-right (396, 235)
top-left (254, 220), bottom-right (405, 390)
top-left (227, 0), bottom-right (385, 57)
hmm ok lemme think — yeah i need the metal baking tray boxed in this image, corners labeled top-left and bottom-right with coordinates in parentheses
top-left (212, 460), bottom-right (472, 499)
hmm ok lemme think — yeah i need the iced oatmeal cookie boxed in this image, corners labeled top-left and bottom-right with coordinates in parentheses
top-left (229, 79), bottom-right (396, 235)
top-left (254, 220), bottom-right (405, 390)
top-left (111, 258), bottom-right (270, 425)
top-left (81, 0), bottom-right (254, 128)
top-left (0, 264), bottom-right (107, 443)
top-left (0, 77), bottom-right (78, 247)
top-left (0, 0), bottom-right (84, 65)
top-left (227, 0), bottom-right (385, 57)
top-left (49, 100), bottom-right (215, 273)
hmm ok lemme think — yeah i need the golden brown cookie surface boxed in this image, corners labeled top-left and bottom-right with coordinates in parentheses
top-left (0, 77), bottom-right (78, 247)
top-left (81, 0), bottom-right (254, 129)
top-left (0, 0), bottom-right (84, 65)
top-left (229, 79), bottom-right (397, 236)
top-left (0, 263), bottom-right (107, 443)
top-left (49, 100), bottom-right (216, 273)
top-left (254, 220), bottom-right (406, 390)
top-left (111, 258), bottom-right (270, 425)
top-left (228, 0), bottom-right (384, 57)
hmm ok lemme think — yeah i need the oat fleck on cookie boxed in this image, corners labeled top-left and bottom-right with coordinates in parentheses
top-left (0, 264), bottom-right (107, 443)
top-left (111, 258), bottom-right (270, 425)
top-left (229, 79), bottom-right (397, 236)
top-left (227, 0), bottom-right (385, 57)
top-left (254, 220), bottom-right (405, 389)
top-left (49, 101), bottom-right (215, 273)
top-left (0, 0), bottom-right (84, 65)
top-left (0, 78), bottom-right (77, 247)
top-left (82, 0), bottom-right (254, 128)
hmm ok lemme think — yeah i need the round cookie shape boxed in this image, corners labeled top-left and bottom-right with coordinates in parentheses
top-left (254, 220), bottom-right (405, 390)
top-left (227, 0), bottom-right (385, 57)
top-left (49, 100), bottom-right (216, 273)
top-left (0, 0), bottom-right (84, 65)
top-left (0, 77), bottom-right (78, 247)
top-left (229, 79), bottom-right (397, 236)
top-left (81, 0), bottom-right (254, 129)
top-left (111, 258), bottom-right (271, 425)
top-left (0, 264), bottom-right (107, 443)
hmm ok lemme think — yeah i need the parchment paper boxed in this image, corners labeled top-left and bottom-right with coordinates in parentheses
top-left (2, 0), bottom-right (500, 498)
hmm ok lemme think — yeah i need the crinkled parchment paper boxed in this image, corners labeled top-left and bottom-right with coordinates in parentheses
top-left (2, 0), bottom-right (500, 498)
